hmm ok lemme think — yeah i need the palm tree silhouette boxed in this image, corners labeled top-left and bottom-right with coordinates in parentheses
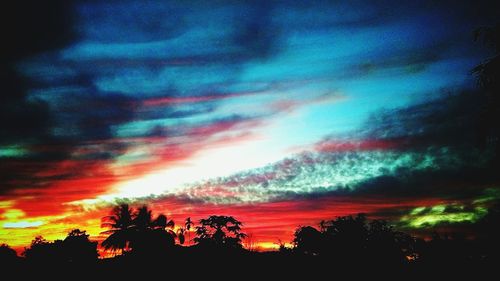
top-left (154, 213), bottom-right (177, 241)
top-left (185, 217), bottom-right (193, 246)
top-left (101, 204), bottom-right (133, 255)
top-left (130, 207), bottom-right (178, 254)
top-left (154, 214), bottom-right (175, 230)
top-left (177, 228), bottom-right (186, 245)
top-left (134, 205), bottom-right (153, 231)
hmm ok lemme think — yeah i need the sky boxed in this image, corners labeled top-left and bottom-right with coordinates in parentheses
top-left (1, 0), bottom-right (499, 251)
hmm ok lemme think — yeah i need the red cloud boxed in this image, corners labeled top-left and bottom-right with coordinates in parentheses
top-left (142, 92), bottom-right (260, 107)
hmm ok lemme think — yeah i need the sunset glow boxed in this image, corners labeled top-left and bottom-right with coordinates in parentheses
top-left (1, 0), bottom-right (499, 255)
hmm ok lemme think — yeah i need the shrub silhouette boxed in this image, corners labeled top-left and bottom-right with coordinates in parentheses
top-left (23, 236), bottom-right (63, 262)
top-left (0, 244), bottom-right (18, 264)
top-left (62, 229), bottom-right (98, 262)
top-left (23, 229), bottom-right (97, 263)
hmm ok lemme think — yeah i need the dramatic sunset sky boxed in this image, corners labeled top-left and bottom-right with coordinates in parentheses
top-left (1, 0), bottom-right (499, 251)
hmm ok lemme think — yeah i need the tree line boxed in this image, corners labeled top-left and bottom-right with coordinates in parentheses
top-left (1, 202), bottom-right (499, 268)
top-left (100, 204), bottom-right (247, 256)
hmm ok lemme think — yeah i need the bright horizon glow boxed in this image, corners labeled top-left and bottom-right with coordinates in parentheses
top-left (109, 137), bottom-right (291, 200)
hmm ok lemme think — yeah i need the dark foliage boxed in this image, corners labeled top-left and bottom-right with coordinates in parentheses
top-left (0, 244), bottom-right (18, 264)
top-left (100, 204), bottom-right (177, 256)
top-left (2, 204), bottom-right (499, 278)
top-left (22, 229), bottom-right (97, 264)
top-left (194, 215), bottom-right (247, 250)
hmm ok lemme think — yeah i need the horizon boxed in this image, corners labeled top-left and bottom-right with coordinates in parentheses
top-left (1, 0), bottom-right (499, 254)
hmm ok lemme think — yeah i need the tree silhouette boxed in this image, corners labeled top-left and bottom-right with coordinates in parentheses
top-left (101, 204), bottom-right (134, 254)
top-left (23, 236), bottom-right (59, 262)
top-left (366, 220), bottom-right (412, 265)
top-left (322, 214), bottom-right (369, 260)
top-left (62, 229), bottom-right (98, 262)
top-left (185, 217), bottom-right (193, 246)
top-left (101, 204), bottom-right (178, 256)
top-left (292, 215), bottom-right (368, 259)
top-left (0, 244), bottom-right (18, 264)
top-left (476, 200), bottom-right (500, 260)
top-left (152, 212), bottom-right (177, 243)
top-left (132, 206), bottom-right (177, 255)
top-left (155, 213), bottom-right (175, 230)
top-left (22, 230), bottom-right (98, 263)
top-left (177, 228), bottom-right (186, 245)
top-left (8, 209), bottom-right (500, 273)
top-left (293, 226), bottom-right (323, 255)
top-left (292, 213), bottom-right (415, 265)
top-left (23, 236), bottom-right (71, 264)
top-left (133, 205), bottom-right (153, 231)
top-left (195, 215), bottom-right (247, 249)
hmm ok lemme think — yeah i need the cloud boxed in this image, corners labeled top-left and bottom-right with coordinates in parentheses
top-left (3, 221), bottom-right (44, 229)
top-left (1, 1), bottom-right (76, 63)
top-left (165, 89), bottom-right (498, 213)
top-left (2, 1), bottom-right (292, 194)
top-left (179, 147), bottom-right (493, 205)
top-left (1, 0), bottom-right (77, 145)
top-left (2, 0), bottom-right (500, 249)
top-left (141, 91), bottom-right (264, 107)
top-left (358, 91), bottom-right (483, 147)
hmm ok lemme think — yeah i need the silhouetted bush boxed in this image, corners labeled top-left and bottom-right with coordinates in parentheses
top-left (0, 243), bottom-right (18, 264)
top-left (23, 229), bottom-right (97, 264)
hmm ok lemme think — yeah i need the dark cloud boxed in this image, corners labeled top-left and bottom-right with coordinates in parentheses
top-left (0, 95), bottom-right (51, 145)
top-left (359, 91), bottom-right (484, 147)
top-left (331, 166), bottom-right (498, 201)
top-left (262, 162), bottom-right (497, 205)
top-left (75, 0), bottom-right (186, 43)
top-left (232, 1), bottom-right (279, 60)
top-left (0, 0), bottom-right (287, 196)
top-left (52, 91), bottom-right (137, 140)
top-left (0, 1), bottom-right (77, 145)
top-left (0, 1), bottom-right (76, 63)
top-left (185, 87), bottom-right (498, 207)
top-left (0, 0), bottom-right (163, 193)
top-left (142, 105), bottom-right (216, 120)
top-left (0, 1), bottom-right (79, 194)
